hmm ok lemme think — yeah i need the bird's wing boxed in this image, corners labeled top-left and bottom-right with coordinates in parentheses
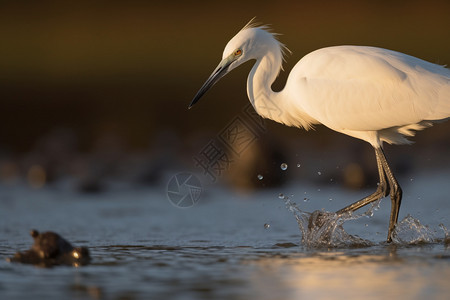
top-left (290, 46), bottom-right (450, 131)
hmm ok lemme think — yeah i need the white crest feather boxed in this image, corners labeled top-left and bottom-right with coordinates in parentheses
top-left (239, 18), bottom-right (291, 70)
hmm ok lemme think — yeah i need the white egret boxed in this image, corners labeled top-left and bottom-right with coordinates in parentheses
top-left (189, 20), bottom-right (450, 242)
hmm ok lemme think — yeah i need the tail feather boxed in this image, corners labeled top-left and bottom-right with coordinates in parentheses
top-left (380, 121), bottom-right (434, 145)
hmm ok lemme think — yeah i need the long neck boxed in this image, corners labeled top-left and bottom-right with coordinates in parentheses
top-left (247, 51), bottom-right (315, 129)
top-left (247, 52), bottom-right (282, 120)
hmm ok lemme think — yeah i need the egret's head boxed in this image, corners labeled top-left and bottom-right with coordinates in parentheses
top-left (188, 19), bottom-right (287, 109)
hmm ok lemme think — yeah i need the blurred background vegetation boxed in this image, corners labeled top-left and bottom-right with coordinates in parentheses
top-left (0, 0), bottom-right (449, 191)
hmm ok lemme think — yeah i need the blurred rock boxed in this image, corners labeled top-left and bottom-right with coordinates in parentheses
top-left (76, 176), bottom-right (105, 194)
top-left (27, 164), bottom-right (47, 188)
top-left (343, 162), bottom-right (366, 190)
top-left (224, 134), bottom-right (288, 191)
top-left (0, 160), bottom-right (20, 184)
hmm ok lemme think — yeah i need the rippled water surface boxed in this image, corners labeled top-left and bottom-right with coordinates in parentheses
top-left (0, 170), bottom-right (449, 299)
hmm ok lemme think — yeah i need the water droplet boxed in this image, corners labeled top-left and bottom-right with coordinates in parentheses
top-left (296, 163), bottom-right (301, 168)
top-left (328, 198), bottom-right (333, 201)
top-left (330, 178), bottom-right (334, 182)
top-left (317, 188), bottom-right (321, 192)
top-left (280, 163), bottom-right (288, 171)
top-left (365, 224), bottom-right (369, 227)
top-left (303, 197), bottom-right (309, 202)
top-left (317, 171), bottom-right (322, 176)
top-left (257, 174), bottom-right (264, 180)
top-left (264, 223), bottom-right (270, 229)
top-left (278, 193), bottom-right (284, 199)
top-left (410, 178), bottom-right (414, 182)
top-left (374, 201), bottom-right (381, 211)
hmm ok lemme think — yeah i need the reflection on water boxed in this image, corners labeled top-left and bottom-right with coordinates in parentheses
top-left (0, 170), bottom-right (449, 299)
top-left (249, 247), bottom-right (450, 299)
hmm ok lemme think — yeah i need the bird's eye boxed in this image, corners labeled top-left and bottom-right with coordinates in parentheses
top-left (234, 49), bottom-right (242, 56)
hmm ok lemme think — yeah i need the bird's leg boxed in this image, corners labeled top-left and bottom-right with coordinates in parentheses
top-left (336, 148), bottom-right (389, 215)
top-left (335, 147), bottom-right (402, 242)
top-left (377, 147), bottom-right (402, 242)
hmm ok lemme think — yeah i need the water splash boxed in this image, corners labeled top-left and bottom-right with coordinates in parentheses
top-left (439, 224), bottom-right (450, 246)
top-left (283, 197), bottom-right (373, 248)
top-left (282, 192), bottom-right (445, 247)
top-left (392, 215), bottom-right (436, 244)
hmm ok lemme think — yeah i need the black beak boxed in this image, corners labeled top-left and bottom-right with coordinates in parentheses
top-left (188, 56), bottom-right (234, 109)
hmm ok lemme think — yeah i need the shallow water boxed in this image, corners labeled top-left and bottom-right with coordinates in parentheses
top-left (0, 170), bottom-right (449, 299)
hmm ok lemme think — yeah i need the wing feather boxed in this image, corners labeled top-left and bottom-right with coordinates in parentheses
top-left (289, 46), bottom-right (450, 132)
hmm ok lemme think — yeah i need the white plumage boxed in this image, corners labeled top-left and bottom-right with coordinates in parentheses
top-left (289, 46), bottom-right (449, 146)
top-left (189, 20), bottom-right (450, 242)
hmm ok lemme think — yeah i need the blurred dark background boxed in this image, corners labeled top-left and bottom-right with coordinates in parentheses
top-left (0, 0), bottom-right (449, 191)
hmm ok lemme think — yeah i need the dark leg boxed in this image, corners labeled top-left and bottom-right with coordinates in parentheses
top-left (336, 147), bottom-right (402, 242)
top-left (377, 148), bottom-right (402, 242)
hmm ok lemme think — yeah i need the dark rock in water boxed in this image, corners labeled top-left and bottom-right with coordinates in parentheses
top-left (8, 230), bottom-right (91, 267)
